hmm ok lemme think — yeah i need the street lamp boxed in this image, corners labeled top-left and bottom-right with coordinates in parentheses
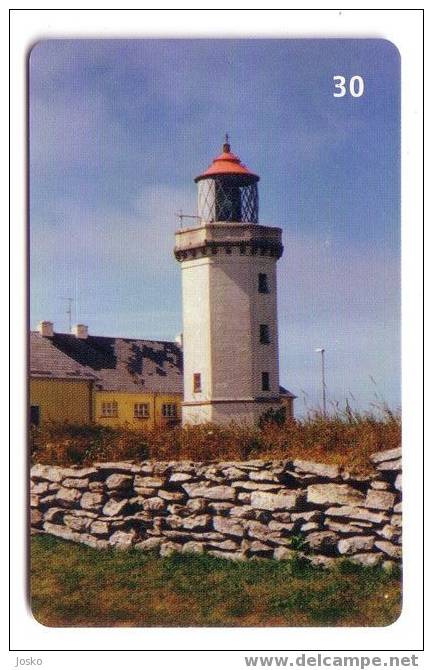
top-left (315, 348), bottom-right (326, 414)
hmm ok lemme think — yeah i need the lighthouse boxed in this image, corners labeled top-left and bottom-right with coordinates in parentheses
top-left (174, 138), bottom-right (284, 425)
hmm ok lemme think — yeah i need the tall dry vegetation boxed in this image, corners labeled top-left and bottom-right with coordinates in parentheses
top-left (30, 404), bottom-right (401, 474)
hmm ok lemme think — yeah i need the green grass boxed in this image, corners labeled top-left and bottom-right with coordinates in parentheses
top-left (31, 535), bottom-right (401, 627)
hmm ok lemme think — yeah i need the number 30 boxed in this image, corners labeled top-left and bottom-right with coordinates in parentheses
top-left (333, 75), bottom-right (364, 98)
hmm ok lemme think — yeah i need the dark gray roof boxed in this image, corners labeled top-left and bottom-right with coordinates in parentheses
top-left (30, 331), bottom-right (296, 399)
top-left (30, 332), bottom-right (183, 394)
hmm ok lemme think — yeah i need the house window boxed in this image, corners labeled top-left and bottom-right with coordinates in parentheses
top-left (262, 372), bottom-right (270, 392)
top-left (162, 404), bottom-right (177, 418)
top-left (101, 401), bottom-right (118, 417)
top-left (134, 403), bottom-right (149, 418)
top-left (193, 373), bottom-right (202, 393)
top-left (30, 405), bottom-right (40, 427)
top-left (258, 273), bottom-right (269, 293)
top-left (259, 324), bottom-right (271, 344)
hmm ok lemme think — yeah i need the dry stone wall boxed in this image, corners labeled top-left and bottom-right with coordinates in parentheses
top-left (30, 447), bottom-right (402, 568)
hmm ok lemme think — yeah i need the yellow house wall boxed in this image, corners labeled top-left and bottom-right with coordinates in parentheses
top-left (30, 378), bottom-right (93, 425)
top-left (95, 391), bottom-right (182, 430)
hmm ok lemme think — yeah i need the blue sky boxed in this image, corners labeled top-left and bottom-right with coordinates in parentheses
top-left (29, 39), bottom-right (400, 413)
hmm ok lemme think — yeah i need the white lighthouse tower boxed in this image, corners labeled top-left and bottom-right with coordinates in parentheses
top-left (175, 137), bottom-right (284, 425)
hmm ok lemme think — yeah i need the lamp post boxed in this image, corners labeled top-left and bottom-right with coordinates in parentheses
top-left (315, 348), bottom-right (326, 414)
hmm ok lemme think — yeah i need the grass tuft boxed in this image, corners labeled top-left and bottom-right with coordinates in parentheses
top-left (31, 535), bottom-right (401, 627)
top-left (30, 403), bottom-right (401, 474)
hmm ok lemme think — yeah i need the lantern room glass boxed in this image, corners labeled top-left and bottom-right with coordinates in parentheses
top-left (198, 176), bottom-right (259, 224)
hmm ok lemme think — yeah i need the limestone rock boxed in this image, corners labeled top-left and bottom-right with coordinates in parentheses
top-left (222, 466), bottom-right (248, 480)
top-left (307, 555), bottom-right (339, 569)
top-left (30, 509), bottom-right (43, 527)
top-left (160, 541), bottom-right (182, 557)
top-left (301, 522), bottom-right (320, 533)
top-left (391, 514), bottom-right (402, 528)
top-left (186, 498), bottom-right (207, 513)
top-left (208, 539), bottom-right (239, 551)
top-left (89, 481), bottom-right (104, 493)
top-left (291, 510), bottom-right (323, 523)
top-left (376, 525), bottom-right (401, 542)
top-left (337, 535), bottom-right (376, 555)
top-left (80, 534), bottom-right (110, 550)
top-left (305, 531), bottom-right (339, 554)
top-left (232, 481), bottom-right (281, 491)
top-left (325, 506), bottom-right (388, 525)
top-left (307, 483), bottom-right (364, 507)
top-left (140, 497), bottom-right (166, 512)
top-left (55, 487), bottom-right (82, 507)
top-left (370, 481), bottom-right (390, 490)
top-left (135, 537), bottom-right (163, 551)
top-left (273, 546), bottom-right (297, 561)
top-left (95, 461), bottom-right (139, 473)
top-left (376, 459), bottom-right (402, 472)
top-left (182, 541), bottom-right (205, 554)
top-left (158, 489), bottom-right (185, 502)
top-left (365, 489), bottom-right (396, 511)
top-left (370, 447), bottom-right (402, 464)
top-left (182, 483), bottom-right (236, 501)
top-left (394, 502), bottom-right (402, 513)
top-left (169, 472), bottom-right (193, 483)
top-left (250, 490), bottom-right (305, 511)
top-left (62, 477), bottom-right (90, 489)
top-left (237, 492), bottom-right (251, 504)
top-left (325, 519), bottom-right (372, 534)
top-left (208, 550), bottom-right (246, 561)
top-left (268, 520), bottom-right (295, 534)
top-left (63, 514), bottom-right (92, 532)
top-left (248, 470), bottom-right (279, 483)
top-left (106, 473), bottom-right (133, 490)
top-left (109, 529), bottom-right (136, 549)
top-left (43, 521), bottom-right (79, 542)
top-left (213, 516), bottom-right (244, 537)
top-left (375, 540), bottom-right (402, 559)
top-left (102, 498), bottom-right (129, 517)
top-left (293, 459), bottom-right (340, 480)
top-left (31, 465), bottom-right (65, 482)
top-left (31, 482), bottom-right (49, 495)
top-left (181, 515), bottom-right (212, 531)
top-left (209, 502), bottom-right (235, 514)
top-left (30, 494), bottom-right (40, 508)
top-left (248, 540), bottom-right (274, 555)
top-left (43, 507), bottom-right (65, 523)
top-left (80, 492), bottom-right (104, 512)
top-left (134, 475), bottom-right (165, 489)
top-left (90, 520), bottom-right (110, 536)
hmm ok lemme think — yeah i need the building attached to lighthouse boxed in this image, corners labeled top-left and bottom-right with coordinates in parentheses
top-left (174, 139), bottom-right (285, 425)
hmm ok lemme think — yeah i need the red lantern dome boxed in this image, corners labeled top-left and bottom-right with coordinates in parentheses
top-left (195, 137), bottom-right (259, 183)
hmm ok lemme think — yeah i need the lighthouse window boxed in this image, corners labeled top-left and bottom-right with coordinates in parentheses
top-left (258, 273), bottom-right (269, 293)
top-left (260, 324), bottom-right (271, 344)
top-left (193, 373), bottom-right (202, 393)
top-left (262, 372), bottom-right (270, 392)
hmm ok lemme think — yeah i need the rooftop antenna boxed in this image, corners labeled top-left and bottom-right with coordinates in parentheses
top-left (58, 296), bottom-right (74, 332)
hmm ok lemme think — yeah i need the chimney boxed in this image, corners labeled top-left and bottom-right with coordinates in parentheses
top-left (175, 332), bottom-right (183, 349)
top-left (72, 324), bottom-right (88, 339)
top-left (38, 321), bottom-right (54, 337)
